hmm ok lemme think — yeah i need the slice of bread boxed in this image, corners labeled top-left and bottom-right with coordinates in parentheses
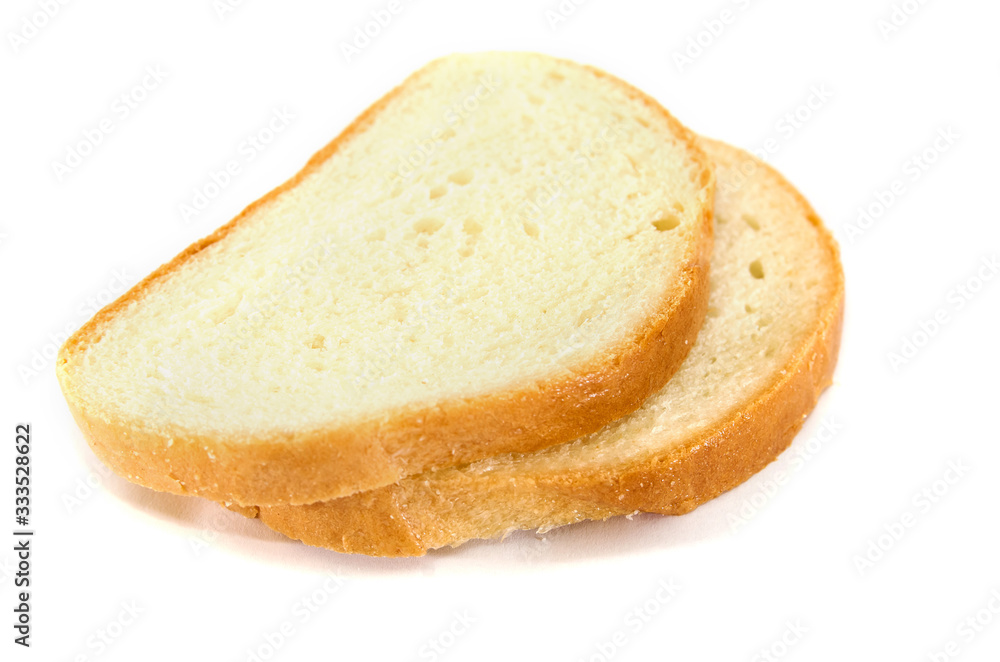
top-left (243, 138), bottom-right (844, 555)
top-left (57, 53), bottom-right (714, 506)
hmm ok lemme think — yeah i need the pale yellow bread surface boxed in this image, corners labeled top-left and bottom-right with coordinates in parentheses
top-left (57, 53), bottom-right (714, 506)
top-left (244, 138), bottom-right (844, 555)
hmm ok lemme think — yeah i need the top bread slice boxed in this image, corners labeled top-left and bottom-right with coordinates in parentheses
top-left (243, 138), bottom-right (844, 554)
top-left (56, 52), bottom-right (714, 506)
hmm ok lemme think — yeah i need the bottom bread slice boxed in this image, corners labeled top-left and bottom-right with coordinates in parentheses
top-left (230, 138), bottom-right (844, 557)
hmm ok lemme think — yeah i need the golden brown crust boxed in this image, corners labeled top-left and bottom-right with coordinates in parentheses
top-left (250, 487), bottom-right (425, 557)
top-left (56, 54), bottom-right (715, 507)
top-left (245, 139), bottom-right (845, 556)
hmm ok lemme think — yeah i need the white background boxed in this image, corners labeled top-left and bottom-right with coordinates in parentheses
top-left (2, 0), bottom-right (999, 660)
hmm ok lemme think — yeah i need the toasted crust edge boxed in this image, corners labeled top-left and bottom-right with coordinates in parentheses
top-left (244, 138), bottom-right (844, 556)
top-left (56, 53), bottom-right (715, 507)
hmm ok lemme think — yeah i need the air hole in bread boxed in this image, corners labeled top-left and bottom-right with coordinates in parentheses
top-left (448, 169), bottom-right (474, 186)
top-left (523, 220), bottom-right (540, 238)
top-left (652, 213), bottom-right (680, 232)
top-left (749, 260), bottom-right (765, 279)
top-left (463, 219), bottom-right (483, 235)
top-left (625, 153), bottom-right (641, 175)
top-left (413, 217), bottom-right (444, 235)
top-left (576, 305), bottom-right (599, 326)
top-left (308, 334), bottom-right (326, 350)
top-left (743, 214), bottom-right (760, 231)
top-left (365, 228), bottom-right (386, 242)
top-left (429, 185), bottom-right (448, 200)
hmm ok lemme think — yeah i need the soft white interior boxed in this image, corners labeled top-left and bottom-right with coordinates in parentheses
top-left (67, 53), bottom-right (709, 435)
